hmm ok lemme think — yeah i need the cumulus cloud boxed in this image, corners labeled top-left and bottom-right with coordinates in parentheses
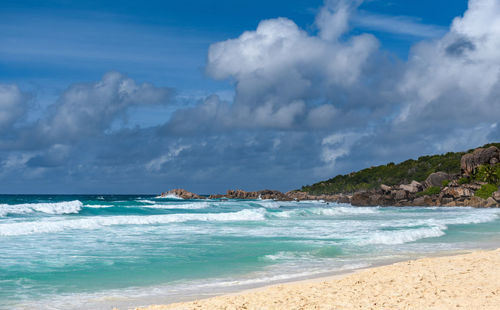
top-left (192, 8), bottom-right (379, 132)
top-left (397, 0), bottom-right (500, 125)
top-left (321, 132), bottom-right (359, 165)
top-left (146, 145), bottom-right (189, 172)
top-left (306, 104), bottom-right (338, 128)
top-left (36, 72), bottom-right (173, 142)
top-left (0, 84), bottom-right (28, 131)
top-left (316, 0), bottom-right (361, 41)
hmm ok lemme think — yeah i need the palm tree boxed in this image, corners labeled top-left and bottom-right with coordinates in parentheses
top-left (480, 165), bottom-right (499, 184)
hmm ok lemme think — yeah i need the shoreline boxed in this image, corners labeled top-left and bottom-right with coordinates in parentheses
top-left (131, 248), bottom-right (500, 310)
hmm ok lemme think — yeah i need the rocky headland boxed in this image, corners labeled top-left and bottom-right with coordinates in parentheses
top-left (162, 144), bottom-right (500, 208)
top-left (349, 146), bottom-right (500, 207)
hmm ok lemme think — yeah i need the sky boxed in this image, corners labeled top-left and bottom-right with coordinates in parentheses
top-left (1, 0), bottom-right (499, 194)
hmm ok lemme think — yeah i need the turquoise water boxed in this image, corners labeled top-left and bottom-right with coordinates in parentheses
top-left (1, 195), bottom-right (500, 309)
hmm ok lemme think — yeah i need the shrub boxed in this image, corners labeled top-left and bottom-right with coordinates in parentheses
top-left (442, 180), bottom-right (450, 187)
top-left (495, 163), bottom-right (500, 184)
top-left (475, 165), bottom-right (499, 184)
top-left (458, 177), bottom-right (469, 185)
top-left (416, 186), bottom-right (441, 197)
top-left (475, 184), bottom-right (498, 199)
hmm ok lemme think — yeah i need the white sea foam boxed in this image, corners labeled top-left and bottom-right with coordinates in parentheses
top-left (255, 200), bottom-right (282, 208)
top-left (382, 209), bottom-right (500, 229)
top-left (83, 204), bottom-right (115, 208)
top-left (0, 208), bottom-right (267, 236)
top-left (360, 226), bottom-right (447, 245)
top-left (261, 251), bottom-right (313, 261)
top-left (271, 206), bottom-right (378, 218)
top-left (0, 200), bottom-right (83, 217)
top-left (85, 201), bottom-right (211, 210)
top-left (154, 194), bottom-right (184, 199)
top-left (358, 209), bottom-right (500, 245)
top-left (137, 199), bottom-right (156, 204)
top-left (255, 200), bottom-right (336, 209)
top-left (192, 263), bottom-right (371, 290)
top-left (314, 206), bottom-right (377, 215)
top-left (141, 202), bottom-right (211, 210)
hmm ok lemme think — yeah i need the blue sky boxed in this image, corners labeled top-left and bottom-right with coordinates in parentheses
top-left (1, 0), bottom-right (499, 194)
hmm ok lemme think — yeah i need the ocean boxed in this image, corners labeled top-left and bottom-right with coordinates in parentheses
top-left (1, 195), bottom-right (499, 309)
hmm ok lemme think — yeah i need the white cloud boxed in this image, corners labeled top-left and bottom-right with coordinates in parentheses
top-left (253, 100), bottom-right (305, 128)
top-left (306, 104), bottom-right (338, 128)
top-left (320, 131), bottom-right (367, 165)
top-left (434, 123), bottom-right (497, 153)
top-left (178, 3), bottom-right (379, 131)
top-left (1, 153), bottom-right (31, 169)
top-left (316, 0), bottom-right (359, 41)
top-left (146, 145), bottom-right (189, 172)
top-left (0, 84), bottom-right (27, 130)
top-left (38, 72), bottom-right (172, 141)
top-left (207, 16), bottom-right (378, 92)
top-left (397, 0), bottom-right (500, 124)
top-left (352, 11), bottom-right (447, 39)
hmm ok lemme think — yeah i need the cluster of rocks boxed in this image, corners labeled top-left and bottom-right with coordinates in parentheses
top-left (209, 189), bottom-right (288, 200)
top-left (284, 191), bottom-right (351, 203)
top-left (160, 188), bottom-right (202, 199)
top-left (352, 178), bottom-right (500, 208)
top-left (208, 189), bottom-right (350, 202)
top-left (438, 181), bottom-right (499, 207)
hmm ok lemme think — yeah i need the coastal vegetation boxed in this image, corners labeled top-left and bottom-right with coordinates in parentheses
top-left (475, 164), bottom-right (500, 184)
top-left (475, 184), bottom-right (499, 200)
top-left (416, 186), bottom-right (441, 197)
top-left (301, 143), bottom-right (500, 195)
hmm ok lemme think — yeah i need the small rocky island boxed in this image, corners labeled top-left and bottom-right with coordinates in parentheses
top-left (162, 144), bottom-right (500, 208)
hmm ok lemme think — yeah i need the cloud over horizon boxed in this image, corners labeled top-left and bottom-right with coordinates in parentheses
top-left (1, 0), bottom-right (499, 194)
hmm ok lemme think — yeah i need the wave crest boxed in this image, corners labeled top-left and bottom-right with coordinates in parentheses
top-left (0, 208), bottom-right (267, 236)
top-left (0, 200), bottom-right (83, 217)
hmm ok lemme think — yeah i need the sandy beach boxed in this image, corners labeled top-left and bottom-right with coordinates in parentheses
top-left (133, 248), bottom-right (500, 310)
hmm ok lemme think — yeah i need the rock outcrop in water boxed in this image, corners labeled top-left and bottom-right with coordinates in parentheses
top-left (207, 189), bottom-right (350, 202)
top-left (222, 189), bottom-right (288, 200)
top-left (161, 189), bottom-right (202, 199)
top-left (284, 191), bottom-right (351, 203)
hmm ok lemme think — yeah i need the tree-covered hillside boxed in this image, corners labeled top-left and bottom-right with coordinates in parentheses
top-left (301, 143), bottom-right (500, 195)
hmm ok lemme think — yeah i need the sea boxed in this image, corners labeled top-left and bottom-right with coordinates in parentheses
top-left (1, 195), bottom-right (499, 309)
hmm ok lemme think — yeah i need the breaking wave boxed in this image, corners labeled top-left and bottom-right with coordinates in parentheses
top-left (360, 226), bottom-right (446, 245)
top-left (270, 206), bottom-right (378, 218)
top-left (136, 201), bottom-right (211, 209)
top-left (154, 194), bottom-right (184, 199)
top-left (0, 201), bottom-right (83, 217)
top-left (358, 210), bottom-right (499, 245)
top-left (0, 208), bottom-right (267, 236)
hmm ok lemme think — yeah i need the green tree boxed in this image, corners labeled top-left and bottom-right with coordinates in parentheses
top-left (476, 165), bottom-right (499, 184)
